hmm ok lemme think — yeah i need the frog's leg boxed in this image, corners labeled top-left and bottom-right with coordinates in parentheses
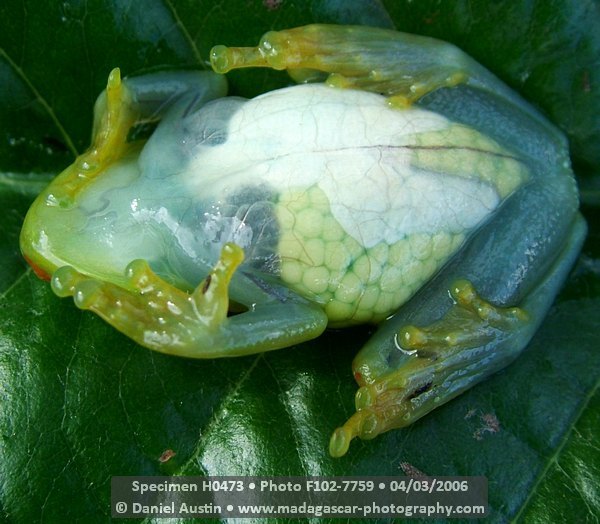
top-left (51, 243), bottom-right (328, 358)
top-left (211, 24), bottom-right (526, 109)
top-left (21, 68), bottom-right (226, 279)
top-left (42, 68), bottom-right (227, 205)
top-left (329, 193), bottom-right (586, 457)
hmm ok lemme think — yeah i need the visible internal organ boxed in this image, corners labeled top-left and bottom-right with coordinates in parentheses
top-left (276, 185), bottom-right (466, 325)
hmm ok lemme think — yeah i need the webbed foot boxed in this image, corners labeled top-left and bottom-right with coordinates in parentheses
top-left (50, 243), bottom-right (328, 358)
top-left (210, 24), bottom-right (472, 106)
top-left (329, 280), bottom-right (529, 457)
top-left (51, 243), bottom-right (243, 356)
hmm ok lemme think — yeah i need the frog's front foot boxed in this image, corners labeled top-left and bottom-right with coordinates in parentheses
top-left (50, 244), bottom-right (328, 358)
top-left (51, 243), bottom-right (243, 356)
top-left (49, 68), bottom-right (138, 205)
top-left (329, 280), bottom-right (530, 457)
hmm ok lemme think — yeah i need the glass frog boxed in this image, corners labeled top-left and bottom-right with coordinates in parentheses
top-left (20, 25), bottom-right (586, 457)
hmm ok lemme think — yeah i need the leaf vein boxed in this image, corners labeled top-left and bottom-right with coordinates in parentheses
top-left (163, 0), bottom-right (203, 64)
top-left (0, 48), bottom-right (79, 158)
top-left (175, 354), bottom-right (264, 476)
top-left (513, 371), bottom-right (600, 521)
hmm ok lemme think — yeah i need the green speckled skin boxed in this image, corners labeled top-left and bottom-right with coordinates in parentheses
top-left (20, 25), bottom-right (586, 456)
top-left (276, 184), bottom-right (467, 325)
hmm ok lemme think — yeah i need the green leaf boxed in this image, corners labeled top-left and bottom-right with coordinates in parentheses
top-left (1, 1), bottom-right (598, 522)
top-left (517, 387), bottom-right (600, 522)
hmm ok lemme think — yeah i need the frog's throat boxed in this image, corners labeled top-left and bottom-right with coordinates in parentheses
top-left (21, 68), bottom-right (142, 278)
top-left (329, 280), bottom-right (529, 457)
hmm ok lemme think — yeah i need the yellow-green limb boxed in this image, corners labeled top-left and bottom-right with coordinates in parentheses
top-left (51, 243), bottom-right (328, 358)
top-left (51, 68), bottom-right (140, 206)
top-left (329, 279), bottom-right (530, 457)
top-left (210, 24), bottom-right (474, 106)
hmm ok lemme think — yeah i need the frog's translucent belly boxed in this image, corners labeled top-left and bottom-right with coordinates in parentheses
top-left (184, 85), bottom-right (522, 248)
top-left (275, 185), bottom-right (466, 324)
top-left (172, 84), bottom-right (528, 324)
top-left (63, 83), bottom-right (529, 325)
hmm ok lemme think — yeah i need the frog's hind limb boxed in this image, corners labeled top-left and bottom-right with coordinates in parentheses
top-left (211, 24), bottom-right (469, 107)
top-left (210, 24), bottom-right (553, 124)
top-left (327, 101), bottom-right (585, 455)
top-left (328, 279), bottom-right (534, 457)
top-left (329, 209), bottom-right (586, 457)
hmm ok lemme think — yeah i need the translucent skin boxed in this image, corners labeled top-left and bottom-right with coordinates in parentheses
top-left (20, 25), bottom-right (586, 457)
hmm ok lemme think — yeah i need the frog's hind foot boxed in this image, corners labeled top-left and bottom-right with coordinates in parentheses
top-left (329, 280), bottom-right (530, 457)
top-left (210, 24), bottom-right (472, 106)
top-left (51, 243), bottom-right (244, 356)
top-left (397, 280), bottom-right (529, 353)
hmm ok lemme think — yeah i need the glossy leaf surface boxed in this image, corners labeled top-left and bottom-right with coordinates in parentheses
top-left (0, 1), bottom-right (598, 521)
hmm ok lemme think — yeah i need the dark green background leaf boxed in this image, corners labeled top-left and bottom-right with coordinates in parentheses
top-left (1, 1), bottom-right (598, 522)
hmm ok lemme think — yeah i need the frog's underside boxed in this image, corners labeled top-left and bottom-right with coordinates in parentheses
top-left (20, 25), bottom-right (586, 456)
